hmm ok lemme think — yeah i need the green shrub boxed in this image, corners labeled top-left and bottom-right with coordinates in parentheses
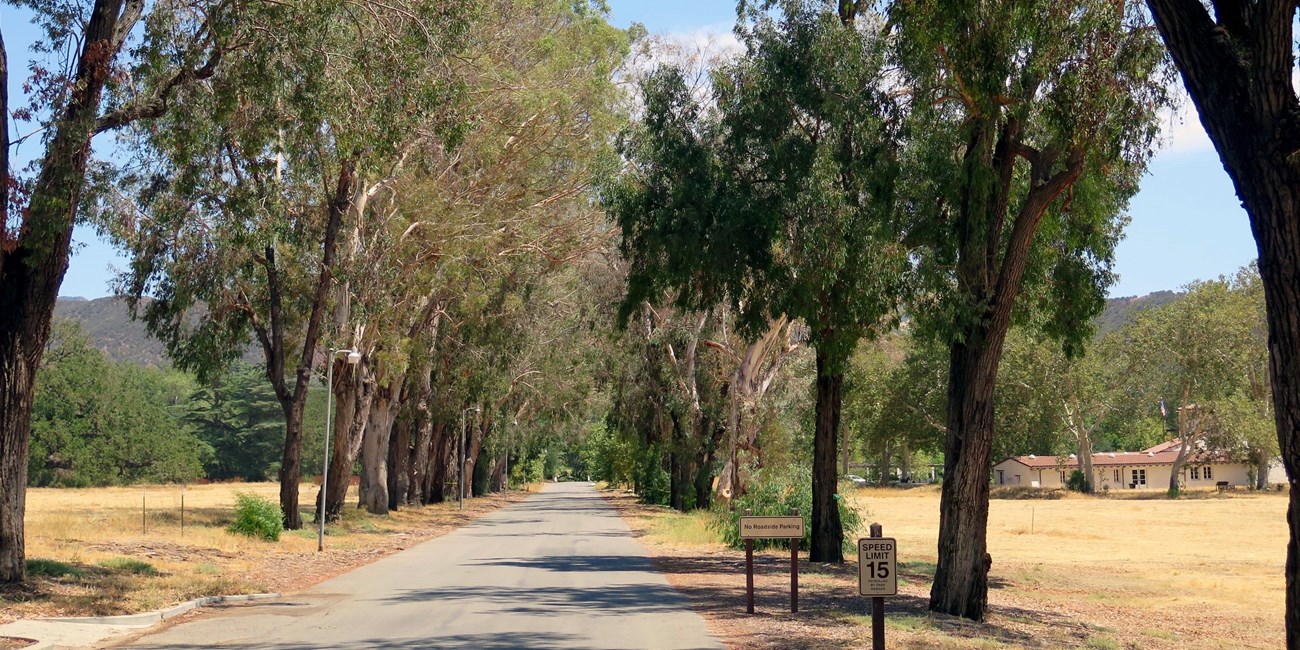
top-left (26, 558), bottom-right (82, 578)
top-left (713, 465), bottom-right (861, 554)
top-left (98, 557), bottom-right (158, 575)
top-left (636, 445), bottom-right (671, 506)
top-left (1066, 469), bottom-right (1088, 492)
top-left (227, 492), bottom-right (283, 541)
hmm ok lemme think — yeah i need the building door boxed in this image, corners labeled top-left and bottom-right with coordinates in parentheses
top-left (1131, 468), bottom-right (1146, 488)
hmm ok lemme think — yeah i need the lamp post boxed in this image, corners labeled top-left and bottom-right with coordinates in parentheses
top-left (459, 406), bottom-right (479, 510)
top-left (319, 348), bottom-right (362, 552)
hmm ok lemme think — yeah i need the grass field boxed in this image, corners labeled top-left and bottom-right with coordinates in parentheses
top-left (1, 482), bottom-right (531, 623)
top-left (850, 486), bottom-right (1286, 647)
top-left (622, 484), bottom-right (1290, 649)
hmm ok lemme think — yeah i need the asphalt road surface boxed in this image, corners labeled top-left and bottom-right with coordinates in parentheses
top-left (113, 482), bottom-right (722, 650)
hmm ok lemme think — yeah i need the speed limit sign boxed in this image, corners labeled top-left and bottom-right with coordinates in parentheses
top-left (858, 537), bottom-right (897, 596)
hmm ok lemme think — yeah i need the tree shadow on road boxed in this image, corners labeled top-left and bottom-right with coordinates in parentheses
top-left (125, 631), bottom-right (589, 649)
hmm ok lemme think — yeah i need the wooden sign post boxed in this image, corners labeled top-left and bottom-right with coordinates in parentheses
top-left (739, 509), bottom-right (804, 614)
top-left (858, 523), bottom-right (898, 650)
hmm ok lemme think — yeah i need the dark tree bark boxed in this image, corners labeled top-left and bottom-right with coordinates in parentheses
top-left (0, 0), bottom-right (130, 582)
top-left (426, 421), bottom-right (452, 504)
top-left (1143, 3), bottom-right (1300, 645)
top-left (322, 363), bottom-right (372, 522)
top-left (263, 160), bottom-right (350, 530)
top-left (930, 116), bottom-right (1083, 618)
top-left (693, 416), bottom-right (724, 510)
top-left (930, 329), bottom-right (1002, 619)
top-left (406, 367), bottom-right (434, 504)
top-left (810, 347), bottom-right (845, 563)
top-left (489, 454), bottom-right (508, 492)
top-left (388, 397), bottom-right (414, 511)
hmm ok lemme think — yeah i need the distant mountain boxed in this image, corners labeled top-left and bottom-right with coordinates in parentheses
top-left (1095, 290), bottom-right (1181, 336)
top-left (54, 296), bottom-right (261, 368)
top-left (54, 297), bottom-right (171, 367)
top-left (54, 290), bottom-right (1176, 367)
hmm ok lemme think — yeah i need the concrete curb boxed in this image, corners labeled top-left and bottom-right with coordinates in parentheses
top-left (0, 593), bottom-right (280, 649)
top-left (41, 592), bottom-right (281, 626)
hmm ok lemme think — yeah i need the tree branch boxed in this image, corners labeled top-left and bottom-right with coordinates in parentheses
top-left (93, 46), bottom-right (223, 134)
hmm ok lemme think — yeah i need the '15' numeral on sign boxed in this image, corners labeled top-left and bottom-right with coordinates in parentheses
top-left (864, 561), bottom-right (890, 580)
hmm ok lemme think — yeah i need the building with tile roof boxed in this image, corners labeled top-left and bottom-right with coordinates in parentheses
top-left (992, 439), bottom-right (1287, 490)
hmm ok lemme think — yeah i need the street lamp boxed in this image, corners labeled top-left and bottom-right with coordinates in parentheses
top-left (319, 348), bottom-right (362, 552)
top-left (459, 406), bottom-right (480, 510)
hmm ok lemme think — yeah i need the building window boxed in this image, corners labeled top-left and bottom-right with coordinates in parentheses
top-left (1060, 471), bottom-right (1067, 483)
top-left (1113, 469), bottom-right (1120, 483)
top-left (997, 470), bottom-right (1004, 485)
top-left (1131, 468), bottom-right (1146, 487)
top-left (1203, 466), bottom-right (1212, 480)
top-left (1190, 466), bottom-right (1200, 480)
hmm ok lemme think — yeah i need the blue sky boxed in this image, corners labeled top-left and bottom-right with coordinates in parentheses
top-left (5, 1), bottom-right (1257, 299)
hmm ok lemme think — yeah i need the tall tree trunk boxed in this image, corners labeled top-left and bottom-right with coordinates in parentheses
top-left (427, 422), bottom-right (452, 503)
top-left (406, 365), bottom-right (434, 504)
top-left (489, 454), bottom-right (508, 492)
top-left (277, 398), bottom-right (309, 527)
top-left (693, 416), bottom-right (724, 510)
top-left (1078, 430), bottom-right (1094, 494)
top-left (467, 419), bottom-right (490, 498)
top-left (669, 412), bottom-right (685, 511)
top-left (1142, 4), bottom-right (1300, 644)
top-left (323, 365), bottom-right (372, 521)
top-left (359, 379), bottom-right (399, 514)
top-left (268, 159), bottom-right (351, 530)
top-left (0, 0), bottom-right (127, 582)
top-left (389, 403), bottom-right (413, 511)
top-left (811, 347), bottom-right (844, 563)
top-left (930, 331), bottom-right (1002, 620)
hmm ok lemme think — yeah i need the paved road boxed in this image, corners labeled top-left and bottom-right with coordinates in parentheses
top-left (113, 482), bottom-right (722, 650)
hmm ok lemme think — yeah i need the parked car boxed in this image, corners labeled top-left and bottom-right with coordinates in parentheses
top-left (845, 474), bottom-right (868, 487)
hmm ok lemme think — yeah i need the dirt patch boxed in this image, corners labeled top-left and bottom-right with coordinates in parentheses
top-left (83, 541), bottom-right (238, 563)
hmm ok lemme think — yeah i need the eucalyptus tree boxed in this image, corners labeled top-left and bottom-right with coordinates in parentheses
top-left (888, 0), bottom-right (1168, 617)
top-left (1140, 6), bottom-right (1300, 640)
top-left (608, 0), bottom-right (906, 561)
top-left (315, 0), bottom-right (628, 516)
top-left (0, 0), bottom-right (247, 581)
top-left (108, 0), bottom-right (476, 529)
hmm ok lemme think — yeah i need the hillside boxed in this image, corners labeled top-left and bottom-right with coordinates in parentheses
top-left (55, 291), bottom-right (1180, 369)
top-left (54, 297), bottom-right (261, 367)
top-left (53, 297), bottom-right (171, 367)
top-left (1095, 290), bottom-right (1181, 336)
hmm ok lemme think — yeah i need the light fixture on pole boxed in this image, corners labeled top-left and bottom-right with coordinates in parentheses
top-left (319, 348), bottom-right (362, 552)
top-left (459, 406), bottom-right (479, 510)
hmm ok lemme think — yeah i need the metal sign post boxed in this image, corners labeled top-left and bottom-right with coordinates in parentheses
top-left (858, 523), bottom-right (897, 650)
top-left (739, 509), bottom-right (804, 614)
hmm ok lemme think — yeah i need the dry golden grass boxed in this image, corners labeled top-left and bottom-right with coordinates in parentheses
top-left (614, 485), bottom-right (1290, 649)
top-left (847, 485), bottom-right (1286, 631)
top-left (2, 482), bottom-right (534, 623)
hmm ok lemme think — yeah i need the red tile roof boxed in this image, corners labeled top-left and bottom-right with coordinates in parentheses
top-left (997, 440), bottom-right (1227, 469)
